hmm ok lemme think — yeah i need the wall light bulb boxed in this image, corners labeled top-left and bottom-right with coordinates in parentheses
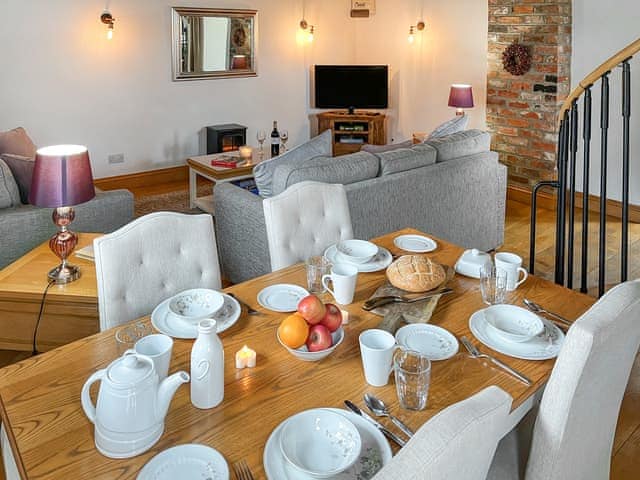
top-left (106, 25), bottom-right (114, 40)
top-left (408, 26), bottom-right (415, 44)
top-left (307, 26), bottom-right (314, 43)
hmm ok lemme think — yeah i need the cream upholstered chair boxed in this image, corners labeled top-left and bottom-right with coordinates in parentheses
top-left (373, 386), bottom-right (512, 480)
top-left (262, 181), bottom-right (354, 271)
top-left (488, 279), bottom-right (640, 480)
top-left (93, 212), bottom-right (222, 331)
top-left (1, 424), bottom-right (19, 480)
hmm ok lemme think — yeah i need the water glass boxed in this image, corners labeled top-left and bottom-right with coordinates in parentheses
top-left (480, 265), bottom-right (507, 305)
top-left (393, 349), bottom-right (431, 410)
top-left (115, 322), bottom-right (154, 355)
top-left (306, 256), bottom-right (331, 294)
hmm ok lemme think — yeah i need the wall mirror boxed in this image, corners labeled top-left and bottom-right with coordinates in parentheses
top-left (171, 7), bottom-right (257, 81)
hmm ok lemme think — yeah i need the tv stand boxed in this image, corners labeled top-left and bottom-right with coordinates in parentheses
top-left (316, 111), bottom-right (386, 156)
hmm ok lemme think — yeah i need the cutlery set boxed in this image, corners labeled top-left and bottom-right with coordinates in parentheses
top-left (344, 395), bottom-right (414, 447)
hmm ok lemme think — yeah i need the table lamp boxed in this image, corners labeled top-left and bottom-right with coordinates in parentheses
top-left (448, 84), bottom-right (474, 116)
top-left (29, 145), bottom-right (96, 284)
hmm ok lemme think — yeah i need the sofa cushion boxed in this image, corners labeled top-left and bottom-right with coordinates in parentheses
top-left (0, 127), bottom-right (37, 158)
top-left (427, 115), bottom-right (469, 139)
top-left (424, 129), bottom-right (491, 162)
top-left (1, 154), bottom-right (34, 204)
top-left (375, 144), bottom-right (437, 176)
top-left (271, 151), bottom-right (379, 196)
top-left (253, 130), bottom-right (332, 197)
top-left (361, 140), bottom-right (412, 153)
top-left (0, 159), bottom-right (22, 208)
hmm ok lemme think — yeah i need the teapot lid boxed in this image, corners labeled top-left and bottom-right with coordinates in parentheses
top-left (106, 353), bottom-right (154, 387)
top-left (459, 248), bottom-right (491, 266)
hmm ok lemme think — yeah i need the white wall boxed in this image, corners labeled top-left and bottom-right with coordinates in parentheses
top-left (573, 0), bottom-right (640, 203)
top-left (0, 0), bottom-right (487, 178)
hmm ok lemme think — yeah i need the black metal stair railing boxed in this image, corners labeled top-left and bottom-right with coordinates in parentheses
top-left (529, 38), bottom-right (639, 297)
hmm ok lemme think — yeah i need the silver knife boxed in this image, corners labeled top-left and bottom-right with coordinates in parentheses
top-left (344, 400), bottom-right (407, 447)
top-left (362, 288), bottom-right (453, 311)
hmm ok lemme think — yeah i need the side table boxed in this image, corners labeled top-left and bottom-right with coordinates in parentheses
top-left (186, 149), bottom-right (270, 214)
top-left (0, 233), bottom-right (100, 352)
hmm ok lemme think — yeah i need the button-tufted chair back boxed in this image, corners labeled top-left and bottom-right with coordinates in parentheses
top-left (263, 181), bottom-right (354, 272)
top-left (93, 212), bottom-right (222, 331)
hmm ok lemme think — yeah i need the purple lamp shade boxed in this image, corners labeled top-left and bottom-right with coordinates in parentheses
top-left (29, 145), bottom-right (96, 208)
top-left (448, 84), bottom-right (474, 108)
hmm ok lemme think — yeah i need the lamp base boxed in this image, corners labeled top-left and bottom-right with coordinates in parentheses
top-left (48, 263), bottom-right (81, 284)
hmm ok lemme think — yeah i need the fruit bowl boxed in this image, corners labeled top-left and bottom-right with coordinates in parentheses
top-left (168, 288), bottom-right (225, 325)
top-left (277, 327), bottom-right (345, 362)
top-left (279, 408), bottom-right (362, 478)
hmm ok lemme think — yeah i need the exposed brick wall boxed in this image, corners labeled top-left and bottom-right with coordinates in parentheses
top-left (487, 0), bottom-right (571, 190)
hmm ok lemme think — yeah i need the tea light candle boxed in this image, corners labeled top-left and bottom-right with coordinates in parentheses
top-left (340, 309), bottom-right (349, 325)
top-left (239, 145), bottom-right (253, 161)
top-left (235, 345), bottom-right (256, 368)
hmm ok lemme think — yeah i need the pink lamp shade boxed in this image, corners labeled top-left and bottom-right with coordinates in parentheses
top-left (29, 145), bottom-right (95, 207)
top-left (448, 84), bottom-right (474, 108)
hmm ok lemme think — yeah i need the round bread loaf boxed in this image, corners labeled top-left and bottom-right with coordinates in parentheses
top-left (386, 255), bottom-right (446, 292)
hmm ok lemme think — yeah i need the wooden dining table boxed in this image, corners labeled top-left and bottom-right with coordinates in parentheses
top-left (0, 228), bottom-right (596, 479)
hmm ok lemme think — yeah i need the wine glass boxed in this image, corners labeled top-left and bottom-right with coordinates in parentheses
top-left (280, 130), bottom-right (289, 153)
top-left (256, 130), bottom-right (266, 158)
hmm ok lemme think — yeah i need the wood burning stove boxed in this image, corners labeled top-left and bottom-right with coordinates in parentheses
top-left (205, 124), bottom-right (247, 154)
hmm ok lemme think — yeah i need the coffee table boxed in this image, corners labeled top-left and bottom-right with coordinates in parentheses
top-left (0, 233), bottom-right (100, 352)
top-left (187, 149), bottom-right (270, 213)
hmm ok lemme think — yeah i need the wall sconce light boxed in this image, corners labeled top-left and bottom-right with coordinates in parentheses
top-left (408, 20), bottom-right (425, 44)
top-left (101, 10), bottom-right (115, 40)
top-left (300, 19), bottom-right (315, 43)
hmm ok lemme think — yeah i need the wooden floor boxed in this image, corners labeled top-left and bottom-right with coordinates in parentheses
top-left (0, 190), bottom-right (638, 478)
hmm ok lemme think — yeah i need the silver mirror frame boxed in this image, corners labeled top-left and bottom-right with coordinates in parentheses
top-left (171, 7), bottom-right (258, 81)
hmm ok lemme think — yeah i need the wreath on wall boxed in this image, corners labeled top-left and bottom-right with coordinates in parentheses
top-left (502, 42), bottom-right (531, 76)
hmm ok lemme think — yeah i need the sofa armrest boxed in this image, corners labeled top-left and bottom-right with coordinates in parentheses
top-left (213, 183), bottom-right (270, 283)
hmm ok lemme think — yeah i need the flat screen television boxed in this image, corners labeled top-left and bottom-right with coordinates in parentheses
top-left (314, 65), bottom-right (388, 113)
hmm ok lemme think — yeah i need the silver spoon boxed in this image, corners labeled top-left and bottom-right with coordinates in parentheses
top-left (523, 299), bottom-right (571, 327)
top-left (364, 393), bottom-right (414, 438)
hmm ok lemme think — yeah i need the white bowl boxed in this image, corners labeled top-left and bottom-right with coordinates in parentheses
top-left (168, 289), bottom-right (225, 324)
top-left (336, 240), bottom-right (378, 264)
top-left (279, 409), bottom-right (362, 478)
top-left (277, 328), bottom-right (344, 362)
top-left (483, 305), bottom-right (544, 343)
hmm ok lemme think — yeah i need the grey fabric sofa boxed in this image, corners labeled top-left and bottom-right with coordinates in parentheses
top-left (0, 189), bottom-right (134, 269)
top-left (214, 130), bottom-right (507, 283)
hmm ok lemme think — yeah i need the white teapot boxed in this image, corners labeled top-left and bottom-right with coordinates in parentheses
top-left (81, 352), bottom-right (189, 458)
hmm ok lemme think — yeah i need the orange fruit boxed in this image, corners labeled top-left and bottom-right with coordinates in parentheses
top-left (278, 313), bottom-right (309, 349)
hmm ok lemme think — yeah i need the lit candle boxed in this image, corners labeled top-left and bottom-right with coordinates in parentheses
top-left (340, 309), bottom-right (349, 325)
top-left (235, 345), bottom-right (257, 369)
top-left (239, 145), bottom-right (253, 161)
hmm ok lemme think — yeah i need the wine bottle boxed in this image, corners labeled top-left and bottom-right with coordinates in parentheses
top-left (271, 121), bottom-right (280, 156)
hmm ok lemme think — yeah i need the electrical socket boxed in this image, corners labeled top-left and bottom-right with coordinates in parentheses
top-left (108, 153), bottom-right (124, 164)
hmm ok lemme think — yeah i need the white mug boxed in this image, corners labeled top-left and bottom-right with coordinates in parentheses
top-left (322, 263), bottom-right (358, 305)
top-left (126, 333), bottom-right (173, 380)
top-left (359, 329), bottom-right (398, 387)
top-left (494, 252), bottom-right (528, 291)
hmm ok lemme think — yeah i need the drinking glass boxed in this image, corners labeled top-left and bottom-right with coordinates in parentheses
top-left (280, 130), bottom-right (289, 152)
top-left (256, 130), bottom-right (266, 158)
top-left (306, 255), bottom-right (331, 294)
top-left (393, 349), bottom-right (431, 410)
top-left (115, 322), bottom-right (153, 355)
top-left (480, 265), bottom-right (507, 305)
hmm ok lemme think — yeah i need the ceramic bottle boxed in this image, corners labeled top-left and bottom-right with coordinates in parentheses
top-left (190, 319), bottom-right (224, 409)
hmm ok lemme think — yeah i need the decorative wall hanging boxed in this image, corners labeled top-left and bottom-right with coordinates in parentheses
top-left (502, 42), bottom-right (531, 76)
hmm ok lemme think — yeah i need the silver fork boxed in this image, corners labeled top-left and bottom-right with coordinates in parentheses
top-left (228, 293), bottom-right (262, 315)
top-left (233, 460), bottom-right (255, 480)
top-left (460, 336), bottom-right (533, 386)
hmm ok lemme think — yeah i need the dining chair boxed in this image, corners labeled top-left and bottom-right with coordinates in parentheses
top-left (262, 181), bottom-right (354, 271)
top-left (488, 279), bottom-right (640, 480)
top-left (93, 211), bottom-right (222, 331)
top-left (373, 386), bottom-right (512, 480)
top-left (1, 424), bottom-right (19, 480)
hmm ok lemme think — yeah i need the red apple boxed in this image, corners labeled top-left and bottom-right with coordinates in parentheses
top-left (320, 303), bottom-right (342, 332)
top-left (306, 324), bottom-right (333, 352)
top-left (297, 295), bottom-right (326, 324)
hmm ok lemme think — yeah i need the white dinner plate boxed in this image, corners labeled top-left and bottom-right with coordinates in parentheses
top-left (324, 245), bottom-right (393, 273)
top-left (257, 284), bottom-right (309, 312)
top-left (151, 294), bottom-right (241, 339)
top-left (137, 444), bottom-right (229, 480)
top-left (469, 309), bottom-right (565, 360)
top-left (393, 234), bottom-right (438, 253)
top-left (395, 324), bottom-right (459, 361)
top-left (263, 408), bottom-right (392, 480)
